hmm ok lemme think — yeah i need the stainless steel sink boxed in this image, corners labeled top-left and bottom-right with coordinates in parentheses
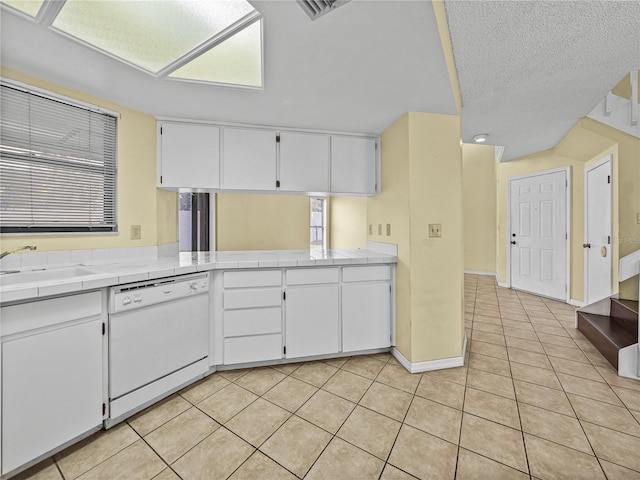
top-left (0, 266), bottom-right (100, 286)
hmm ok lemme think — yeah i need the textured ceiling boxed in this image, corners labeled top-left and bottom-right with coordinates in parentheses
top-left (445, 0), bottom-right (640, 161)
top-left (0, 0), bottom-right (457, 135)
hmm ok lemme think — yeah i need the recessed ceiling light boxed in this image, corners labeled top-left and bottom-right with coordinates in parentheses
top-left (473, 134), bottom-right (489, 143)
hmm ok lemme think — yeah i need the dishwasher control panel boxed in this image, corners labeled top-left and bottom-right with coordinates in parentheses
top-left (109, 273), bottom-right (209, 313)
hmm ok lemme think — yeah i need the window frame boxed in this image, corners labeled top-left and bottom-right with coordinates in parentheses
top-left (0, 78), bottom-right (119, 235)
top-left (310, 196), bottom-right (327, 250)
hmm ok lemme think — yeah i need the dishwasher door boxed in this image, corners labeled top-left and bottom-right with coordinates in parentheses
top-left (109, 293), bottom-right (209, 399)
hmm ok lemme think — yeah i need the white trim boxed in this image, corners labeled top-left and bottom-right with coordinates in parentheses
top-left (391, 336), bottom-right (467, 374)
top-left (464, 270), bottom-right (497, 277)
top-left (497, 282), bottom-right (509, 288)
top-left (507, 166), bottom-right (571, 302)
top-left (584, 155), bottom-right (613, 305)
top-left (568, 299), bottom-right (586, 308)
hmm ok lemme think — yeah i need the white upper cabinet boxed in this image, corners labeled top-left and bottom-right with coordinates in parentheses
top-left (279, 132), bottom-right (330, 192)
top-left (331, 136), bottom-right (377, 194)
top-left (222, 127), bottom-right (277, 191)
top-left (158, 122), bottom-right (220, 189)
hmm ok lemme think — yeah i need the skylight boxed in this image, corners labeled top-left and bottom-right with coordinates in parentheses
top-left (0, 0), bottom-right (264, 89)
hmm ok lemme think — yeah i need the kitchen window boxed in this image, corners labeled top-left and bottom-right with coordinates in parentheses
top-left (310, 196), bottom-right (327, 250)
top-left (0, 80), bottom-right (117, 234)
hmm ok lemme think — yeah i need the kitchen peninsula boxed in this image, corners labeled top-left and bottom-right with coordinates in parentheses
top-left (0, 248), bottom-right (397, 478)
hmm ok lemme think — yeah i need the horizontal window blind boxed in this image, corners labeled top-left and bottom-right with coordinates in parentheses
top-left (0, 83), bottom-right (117, 233)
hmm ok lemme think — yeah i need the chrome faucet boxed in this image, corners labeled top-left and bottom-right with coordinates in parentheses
top-left (0, 245), bottom-right (37, 260)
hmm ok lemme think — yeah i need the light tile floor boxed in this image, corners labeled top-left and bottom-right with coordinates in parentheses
top-left (16, 274), bottom-right (640, 480)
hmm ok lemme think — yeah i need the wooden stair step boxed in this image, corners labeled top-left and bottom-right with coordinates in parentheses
top-left (577, 311), bottom-right (637, 369)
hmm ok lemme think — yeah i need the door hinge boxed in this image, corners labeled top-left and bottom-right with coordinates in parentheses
top-left (160, 175), bottom-right (163, 184)
top-left (608, 236), bottom-right (611, 244)
top-left (276, 180), bottom-right (281, 188)
top-left (283, 291), bottom-right (286, 300)
top-left (160, 126), bottom-right (163, 135)
top-left (389, 285), bottom-right (392, 293)
top-left (102, 403), bottom-right (106, 416)
top-left (375, 142), bottom-right (378, 151)
top-left (283, 346), bottom-right (286, 355)
top-left (607, 175), bottom-right (611, 184)
top-left (565, 233), bottom-right (568, 240)
top-left (276, 134), bottom-right (280, 143)
top-left (102, 323), bottom-right (106, 335)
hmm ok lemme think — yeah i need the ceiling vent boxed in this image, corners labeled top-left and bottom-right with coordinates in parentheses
top-left (297, 0), bottom-right (350, 20)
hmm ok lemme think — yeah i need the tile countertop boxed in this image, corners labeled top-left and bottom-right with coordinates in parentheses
top-left (0, 249), bottom-right (397, 303)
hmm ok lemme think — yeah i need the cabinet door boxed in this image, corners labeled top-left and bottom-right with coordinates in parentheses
top-left (331, 136), bottom-right (377, 194)
top-left (2, 321), bottom-right (103, 474)
top-left (222, 128), bottom-right (277, 191)
top-left (279, 132), bottom-right (330, 192)
top-left (342, 283), bottom-right (391, 352)
top-left (159, 122), bottom-right (220, 189)
top-left (285, 285), bottom-right (340, 358)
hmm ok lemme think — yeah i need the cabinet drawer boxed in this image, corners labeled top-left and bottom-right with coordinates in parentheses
top-left (342, 265), bottom-right (391, 283)
top-left (1, 291), bottom-right (102, 337)
top-left (223, 270), bottom-right (282, 288)
top-left (224, 288), bottom-right (282, 309)
top-left (224, 308), bottom-right (281, 337)
top-left (224, 334), bottom-right (282, 365)
top-left (286, 268), bottom-right (339, 285)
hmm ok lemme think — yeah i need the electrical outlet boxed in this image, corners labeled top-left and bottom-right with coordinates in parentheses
top-left (378, 224), bottom-right (382, 235)
top-left (130, 225), bottom-right (142, 240)
top-left (429, 223), bottom-right (441, 238)
top-left (386, 224), bottom-right (391, 236)
top-left (368, 224), bottom-right (373, 235)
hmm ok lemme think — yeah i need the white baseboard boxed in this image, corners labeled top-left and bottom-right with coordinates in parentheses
top-left (464, 270), bottom-right (497, 277)
top-left (391, 336), bottom-right (467, 374)
top-left (497, 282), bottom-right (509, 288)
top-left (568, 299), bottom-right (586, 308)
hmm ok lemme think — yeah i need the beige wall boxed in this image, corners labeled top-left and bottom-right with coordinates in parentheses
top-left (462, 144), bottom-right (496, 273)
top-left (216, 193), bottom-right (310, 251)
top-left (368, 112), bottom-right (464, 363)
top-left (329, 197), bottom-right (367, 249)
top-left (0, 68), bottom-right (177, 253)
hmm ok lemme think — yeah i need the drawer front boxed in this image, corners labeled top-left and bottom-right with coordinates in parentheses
top-left (224, 288), bottom-right (282, 309)
top-left (223, 270), bottom-right (281, 288)
top-left (286, 267), bottom-right (339, 286)
top-left (224, 334), bottom-right (282, 365)
top-left (224, 308), bottom-right (282, 337)
top-left (1, 291), bottom-right (102, 337)
top-left (342, 265), bottom-right (391, 283)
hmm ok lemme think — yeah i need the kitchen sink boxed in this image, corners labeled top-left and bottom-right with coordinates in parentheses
top-left (0, 266), bottom-right (100, 286)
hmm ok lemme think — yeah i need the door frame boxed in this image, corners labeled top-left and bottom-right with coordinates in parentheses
top-left (583, 154), bottom-right (613, 305)
top-left (507, 166), bottom-right (571, 302)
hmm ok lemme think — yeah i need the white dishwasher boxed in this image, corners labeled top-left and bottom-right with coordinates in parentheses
top-left (107, 272), bottom-right (209, 426)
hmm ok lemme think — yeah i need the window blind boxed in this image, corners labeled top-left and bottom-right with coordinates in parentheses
top-left (0, 83), bottom-right (117, 233)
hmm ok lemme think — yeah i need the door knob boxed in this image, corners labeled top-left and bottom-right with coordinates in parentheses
top-left (511, 241), bottom-right (517, 245)
top-left (583, 243), bottom-right (591, 248)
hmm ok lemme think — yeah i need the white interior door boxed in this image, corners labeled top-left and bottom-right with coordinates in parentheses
top-left (509, 170), bottom-right (567, 300)
top-left (584, 156), bottom-right (612, 304)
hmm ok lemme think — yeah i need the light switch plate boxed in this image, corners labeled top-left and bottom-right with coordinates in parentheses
top-left (368, 224), bottom-right (373, 235)
top-left (429, 224), bottom-right (441, 238)
top-left (378, 224), bottom-right (382, 235)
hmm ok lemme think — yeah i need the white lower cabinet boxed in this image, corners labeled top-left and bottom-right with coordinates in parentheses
top-left (1, 292), bottom-right (104, 476)
top-left (342, 266), bottom-right (392, 352)
top-left (221, 270), bottom-right (283, 365)
top-left (215, 265), bottom-right (394, 366)
top-left (285, 284), bottom-right (340, 358)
